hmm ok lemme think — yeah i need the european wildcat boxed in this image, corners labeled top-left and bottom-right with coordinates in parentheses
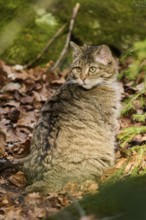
top-left (24, 42), bottom-right (123, 193)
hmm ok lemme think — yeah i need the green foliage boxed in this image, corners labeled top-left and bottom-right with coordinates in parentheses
top-left (120, 48), bottom-right (137, 63)
top-left (120, 39), bottom-right (146, 131)
top-left (121, 91), bottom-right (145, 116)
top-left (118, 126), bottom-right (146, 148)
top-left (120, 39), bottom-right (146, 81)
top-left (132, 113), bottom-right (146, 122)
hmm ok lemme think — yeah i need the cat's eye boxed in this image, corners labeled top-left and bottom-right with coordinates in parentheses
top-left (89, 66), bottom-right (97, 73)
top-left (75, 67), bottom-right (81, 73)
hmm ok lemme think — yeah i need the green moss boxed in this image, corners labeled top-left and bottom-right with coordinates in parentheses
top-left (2, 20), bottom-right (62, 64)
top-left (0, 0), bottom-right (63, 65)
top-left (49, 175), bottom-right (146, 220)
top-left (53, 0), bottom-right (146, 49)
top-left (1, 0), bottom-right (146, 65)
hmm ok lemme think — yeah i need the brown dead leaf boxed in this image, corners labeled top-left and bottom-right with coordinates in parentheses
top-left (0, 60), bottom-right (12, 76)
top-left (1, 197), bottom-right (10, 208)
top-left (0, 118), bottom-right (10, 133)
top-left (57, 195), bottom-right (70, 207)
top-left (120, 117), bottom-right (133, 129)
top-left (9, 171), bottom-right (27, 187)
top-left (0, 129), bottom-right (6, 157)
top-left (0, 70), bottom-right (7, 90)
top-left (5, 126), bottom-right (28, 144)
top-left (52, 77), bottom-right (66, 85)
top-left (27, 67), bottom-right (44, 81)
top-left (8, 108), bottom-right (20, 123)
top-left (44, 71), bottom-right (57, 84)
top-left (33, 91), bottom-right (42, 102)
top-left (115, 158), bottom-right (127, 169)
top-left (13, 64), bottom-right (24, 71)
top-left (27, 206), bottom-right (46, 219)
top-left (39, 83), bottom-right (54, 100)
top-left (4, 100), bottom-right (20, 108)
top-left (33, 82), bottom-right (43, 91)
top-left (0, 93), bottom-right (12, 101)
top-left (60, 68), bottom-right (70, 78)
top-left (32, 91), bottom-right (46, 102)
top-left (24, 192), bottom-right (44, 206)
top-left (20, 96), bottom-right (34, 104)
top-left (0, 106), bottom-right (10, 115)
top-left (124, 161), bottom-right (134, 174)
top-left (0, 177), bottom-right (7, 185)
top-left (17, 111), bottom-right (36, 129)
top-left (2, 82), bottom-right (21, 92)
top-left (11, 138), bottom-right (30, 158)
top-left (4, 206), bottom-right (24, 220)
top-left (0, 191), bottom-right (16, 207)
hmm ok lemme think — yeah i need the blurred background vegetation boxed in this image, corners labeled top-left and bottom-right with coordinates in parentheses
top-left (0, 0), bottom-right (146, 66)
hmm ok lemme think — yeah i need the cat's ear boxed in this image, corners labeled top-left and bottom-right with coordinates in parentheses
top-left (94, 45), bottom-right (112, 65)
top-left (70, 41), bottom-right (82, 59)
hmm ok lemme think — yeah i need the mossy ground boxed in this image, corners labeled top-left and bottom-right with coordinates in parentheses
top-left (1, 0), bottom-right (146, 66)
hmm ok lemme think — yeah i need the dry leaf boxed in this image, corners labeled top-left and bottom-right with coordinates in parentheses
top-left (20, 96), bottom-right (34, 104)
top-left (0, 129), bottom-right (6, 156)
top-left (2, 82), bottom-right (21, 92)
top-left (115, 158), bottom-right (127, 169)
top-left (52, 77), bottom-right (66, 85)
top-left (9, 171), bottom-right (27, 187)
top-left (8, 108), bottom-right (20, 122)
top-left (4, 206), bottom-right (24, 220)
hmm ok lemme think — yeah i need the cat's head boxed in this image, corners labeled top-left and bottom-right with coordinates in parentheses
top-left (70, 42), bottom-right (118, 89)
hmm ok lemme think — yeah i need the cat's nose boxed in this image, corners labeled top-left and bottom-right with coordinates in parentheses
top-left (80, 74), bottom-right (86, 82)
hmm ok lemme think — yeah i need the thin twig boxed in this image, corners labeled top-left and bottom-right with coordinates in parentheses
top-left (24, 24), bottom-right (67, 69)
top-left (51, 2), bottom-right (80, 72)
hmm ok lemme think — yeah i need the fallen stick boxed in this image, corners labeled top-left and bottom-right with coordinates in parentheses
top-left (24, 23), bottom-right (67, 69)
top-left (51, 2), bottom-right (80, 72)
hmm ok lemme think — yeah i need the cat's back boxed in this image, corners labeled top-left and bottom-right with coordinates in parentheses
top-left (24, 42), bottom-right (123, 193)
top-left (36, 81), bottom-right (120, 140)
top-left (26, 81), bottom-right (120, 179)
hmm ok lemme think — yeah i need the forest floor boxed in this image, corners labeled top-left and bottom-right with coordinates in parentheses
top-left (0, 58), bottom-right (146, 220)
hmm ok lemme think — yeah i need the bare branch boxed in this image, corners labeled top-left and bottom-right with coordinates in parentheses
top-left (24, 24), bottom-right (67, 69)
top-left (51, 2), bottom-right (80, 72)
